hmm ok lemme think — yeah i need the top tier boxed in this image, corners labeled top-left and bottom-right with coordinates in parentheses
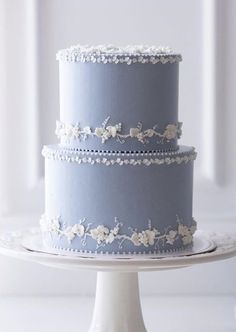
top-left (56, 45), bottom-right (182, 152)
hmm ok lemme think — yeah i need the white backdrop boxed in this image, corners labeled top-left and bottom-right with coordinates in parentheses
top-left (0, 0), bottom-right (235, 296)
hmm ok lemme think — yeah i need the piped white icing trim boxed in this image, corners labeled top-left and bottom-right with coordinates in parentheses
top-left (56, 118), bottom-right (182, 144)
top-left (49, 244), bottom-right (193, 256)
top-left (40, 214), bottom-right (197, 250)
top-left (42, 146), bottom-right (197, 166)
top-left (56, 44), bottom-right (182, 64)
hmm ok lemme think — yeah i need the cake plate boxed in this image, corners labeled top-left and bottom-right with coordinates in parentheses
top-left (0, 229), bottom-right (236, 332)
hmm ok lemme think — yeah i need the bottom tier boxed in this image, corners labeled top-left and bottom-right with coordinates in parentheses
top-left (41, 145), bottom-right (197, 254)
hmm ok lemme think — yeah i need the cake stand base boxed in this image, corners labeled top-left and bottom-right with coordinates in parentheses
top-left (89, 272), bottom-right (146, 332)
top-left (0, 229), bottom-right (236, 332)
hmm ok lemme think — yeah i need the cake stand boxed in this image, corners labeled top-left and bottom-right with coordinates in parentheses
top-left (0, 229), bottom-right (236, 332)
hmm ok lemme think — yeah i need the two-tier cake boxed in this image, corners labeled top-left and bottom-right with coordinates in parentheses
top-left (40, 45), bottom-right (197, 255)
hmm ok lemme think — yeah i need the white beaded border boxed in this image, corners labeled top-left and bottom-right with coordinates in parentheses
top-left (49, 243), bottom-right (193, 256)
top-left (42, 146), bottom-right (197, 166)
top-left (56, 45), bottom-right (181, 64)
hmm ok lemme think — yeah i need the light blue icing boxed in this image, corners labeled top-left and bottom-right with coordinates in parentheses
top-left (59, 61), bottom-right (179, 151)
top-left (42, 45), bottom-right (196, 254)
top-left (43, 145), bottom-right (195, 254)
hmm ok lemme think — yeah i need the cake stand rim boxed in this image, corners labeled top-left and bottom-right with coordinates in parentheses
top-left (0, 228), bottom-right (235, 272)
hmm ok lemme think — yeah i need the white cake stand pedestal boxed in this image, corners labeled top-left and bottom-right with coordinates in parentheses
top-left (0, 229), bottom-right (236, 332)
top-left (90, 272), bottom-right (146, 332)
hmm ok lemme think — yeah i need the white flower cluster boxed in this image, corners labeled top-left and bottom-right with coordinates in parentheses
top-left (40, 215), bottom-right (197, 249)
top-left (90, 224), bottom-right (120, 245)
top-left (56, 44), bottom-right (182, 64)
top-left (178, 221), bottom-right (197, 245)
top-left (131, 229), bottom-right (159, 247)
top-left (55, 118), bottom-right (182, 144)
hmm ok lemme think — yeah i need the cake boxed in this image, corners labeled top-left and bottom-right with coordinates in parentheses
top-left (40, 45), bottom-right (197, 255)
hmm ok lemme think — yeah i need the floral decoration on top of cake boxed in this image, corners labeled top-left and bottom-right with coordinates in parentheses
top-left (56, 44), bottom-right (182, 64)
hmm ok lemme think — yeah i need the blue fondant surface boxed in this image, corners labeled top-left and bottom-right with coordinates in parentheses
top-left (43, 145), bottom-right (194, 253)
top-left (59, 62), bottom-right (179, 151)
top-left (42, 47), bottom-right (196, 254)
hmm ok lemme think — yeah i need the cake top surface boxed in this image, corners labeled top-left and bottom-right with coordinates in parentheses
top-left (56, 44), bottom-right (182, 64)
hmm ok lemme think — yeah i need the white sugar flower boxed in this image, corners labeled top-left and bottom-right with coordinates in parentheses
top-left (71, 125), bottom-right (81, 138)
top-left (129, 127), bottom-right (141, 138)
top-left (83, 126), bottom-right (92, 135)
top-left (90, 225), bottom-right (110, 244)
top-left (182, 234), bottom-right (193, 246)
top-left (111, 226), bottom-right (119, 236)
top-left (71, 224), bottom-right (85, 237)
top-left (64, 124), bottom-right (74, 138)
top-left (63, 227), bottom-right (76, 242)
top-left (106, 126), bottom-right (118, 138)
top-left (50, 217), bottom-right (61, 232)
top-left (163, 124), bottom-right (178, 140)
top-left (131, 232), bottom-right (141, 246)
top-left (138, 231), bottom-right (149, 247)
top-left (166, 230), bottom-right (177, 245)
top-left (115, 123), bottom-right (122, 131)
top-left (144, 229), bottom-right (156, 245)
top-left (40, 215), bottom-right (60, 233)
top-left (136, 132), bottom-right (145, 143)
top-left (95, 127), bottom-right (105, 137)
top-left (178, 224), bottom-right (190, 237)
top-left (105, 232), bottom-right (115, 244)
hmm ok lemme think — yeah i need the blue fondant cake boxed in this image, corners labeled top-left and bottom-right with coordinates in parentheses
top-left (41, 45), bottom-right (197, 254)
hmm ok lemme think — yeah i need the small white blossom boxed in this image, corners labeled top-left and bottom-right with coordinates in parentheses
top-left (71, 125), bottom-right (81, 138)
top-left (163, 124), bottom-right (178, 140)
top-left (139, 231), bottom-right (149, 247)
top-left (106, 126), bottom-right (117, 138)
top-left (83, 126), bottom-right (92, 135)
top-left (90, 225), bottom-right (110, 244)
top-left (40, 215), bottom-right (60, 233)
top-left (178, 224), bottom-right (190, 237)
top-left (144, 229), bottom-right (156, 245)
top-left (129, 127), bottom-right (141, 137)
top-left (64, 124), bottom-right (74, 138)
top-left (71, 224), bottom-right (85, 237)
top-left (105, 232), bottom-right (115, 244)
top-left (166, 230), bottom-right (177, 245)
top-left (63, 227), bottom-right (76, 242)
top-left (94, 127), bottom-right (105, 137)
top-left (131, 232), bottom-right (141, 246)
top-left (136, 132), bottom-right (145, 143)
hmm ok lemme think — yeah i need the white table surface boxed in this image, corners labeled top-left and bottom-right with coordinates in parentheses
top-left (0, 295), bottom-right (235, 332)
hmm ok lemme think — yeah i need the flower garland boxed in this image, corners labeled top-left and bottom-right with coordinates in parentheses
top-left (40, 215), bottom-right (197, 250)
top-left (55, 117), bottom-right (182, 145)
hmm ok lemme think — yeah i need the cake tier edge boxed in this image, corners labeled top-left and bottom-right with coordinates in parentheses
top-left (41, 145), bottom-right (196, 254)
